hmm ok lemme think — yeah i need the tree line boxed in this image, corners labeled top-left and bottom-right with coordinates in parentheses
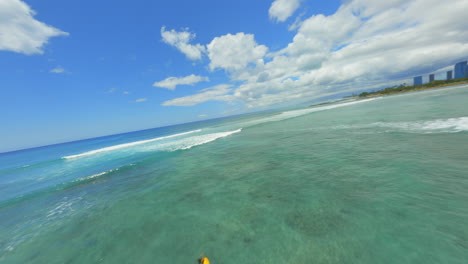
top-left (358, 77), bottom-right (468, 97)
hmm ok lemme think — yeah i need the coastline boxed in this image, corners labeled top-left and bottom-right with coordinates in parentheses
top-left (355, 80), bottom-right (468, 99)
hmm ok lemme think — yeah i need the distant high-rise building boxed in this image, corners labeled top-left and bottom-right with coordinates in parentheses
top-left (429, 74), bottom-right (435, 82)
top-left (414, 76), bottom-right (423, 85)
top-left (447, 70), bottom-right (453, 80)
top-left (454, 61), bottom-right (468, 79)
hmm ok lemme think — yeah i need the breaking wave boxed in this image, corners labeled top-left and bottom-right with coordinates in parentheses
top-left (243, 98), bottom-right (377, 127)
top-left (153, 129), bottom-right (242, 152)
top-left (73, 167), bottom-right (123, 183)
top-left (370, 117), bottom-right (468, 133)
top-left (62, 129), bottom-right (241, 160)
top-left (337, 117), bottom-right (468, 134)
top-left (63, 129), bottom-right (202, 159)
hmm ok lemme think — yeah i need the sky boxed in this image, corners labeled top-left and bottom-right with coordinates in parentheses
top-left (1, 0), bottom-right (468, 152)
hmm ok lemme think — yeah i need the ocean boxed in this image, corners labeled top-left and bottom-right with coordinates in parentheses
top-left (1, 84), bottom-right (468, 263)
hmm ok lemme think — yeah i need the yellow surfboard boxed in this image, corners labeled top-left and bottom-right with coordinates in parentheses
top-left (199, 254), bottom-right (210, 264)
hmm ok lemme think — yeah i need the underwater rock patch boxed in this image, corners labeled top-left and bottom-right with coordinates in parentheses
top-left (285, 208), bottom-right (344, 237)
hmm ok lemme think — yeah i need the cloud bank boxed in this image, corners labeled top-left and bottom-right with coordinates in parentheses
top-left (162, 84), bottom-right (233, 106)
top-left (0, 0), bottom-right (68, 55)
top-left (161, 0), bottom-right (468, 109)
top-left (153, 74), bottom-right (209, 90)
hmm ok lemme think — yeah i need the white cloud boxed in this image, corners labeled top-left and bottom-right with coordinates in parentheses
top-left (0, 0), bottom-right (68, 55)
top-left (50, 66), bottom-right (65, 74)
top-left (161, 27), bottom-right (205, 60)
top-left (230, 0), bottom-right (468, 108)
top-left (269, 0), bottom-right (302, 23)
top-left (288, 12), bottom-right (306, 31)
top-left (198, 114), bottom-right (207, 118)
top-left (282, 5), bottom-right (362, 59)
top-left (153, 74), bottom-right (209, 90)
top-left (292, 0), bottom-right (468, 86)
top-left (162, 84), bottom-right (234, 106)
top-left (163, 0), bottom-right (468, 109)
top-left (135, 98), bottom-right (147, 103)
top-left (123, 91), bottom-right (130, 95)
top-left (207, 33), bottom-right (268, 72)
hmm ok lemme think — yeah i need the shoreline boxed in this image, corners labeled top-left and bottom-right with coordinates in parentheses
top-left (355, 80), bottom-right (468, 99)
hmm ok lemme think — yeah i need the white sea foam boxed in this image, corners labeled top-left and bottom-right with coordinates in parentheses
top-left (46, 196), bottom-right (82, 218)
top-left (372, 117), bottom-right (468, 133)
top-left (73, 168), bottom-right (120, 183)
top-left (63, 129), bottom-right (202, 159)
top-left (63, 128), bottom-right (241, 160)
top-left (243, 98), bottom-right (377, 127)
top-left (142, 129), bottom-right (243, 152)
top-left (338, 117), bottom-right (468, 134)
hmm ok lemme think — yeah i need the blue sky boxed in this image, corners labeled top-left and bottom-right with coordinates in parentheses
top-left (1, 0), bottom-right (468, 152)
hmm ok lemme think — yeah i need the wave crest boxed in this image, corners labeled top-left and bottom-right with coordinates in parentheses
top-left (63, 129), bottom-right (201, 159)
top-left (243, 98), bottom-right (377, 127)
top-left (372, 117), bottom-right (468, 133)
top-left (337, 117), bottom-right (468, 134)
top-left (73, 167), bottom-right (121, 183)
top-left (158, 129), bottom-right (242, 151)
top-left (62, 129), bottom-right (241, 160)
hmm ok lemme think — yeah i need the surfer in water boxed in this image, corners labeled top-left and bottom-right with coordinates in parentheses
top-left (198, 254), bottom-right (210, 264)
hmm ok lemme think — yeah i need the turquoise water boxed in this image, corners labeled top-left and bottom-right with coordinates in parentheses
top-left (1, 85), bottom-right (468, 263)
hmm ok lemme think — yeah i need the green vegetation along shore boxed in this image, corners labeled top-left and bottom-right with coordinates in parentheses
top-left (358, 77), bottom-right (468, 98)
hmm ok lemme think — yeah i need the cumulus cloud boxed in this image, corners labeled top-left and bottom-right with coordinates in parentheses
top-left (161, 27), bottom-right (205, 60)
top-left (50, 66), bottom-right (65, 74)
top-left (0, 0), bottom-right (68, 55)
top-left (285, 5), bottom-right (362, 56)
top-left (153, 74), bottom-right (209, 90)
top-left (231, 0), bottom-right (468, 108)
top-left (162, 84), bottom-right (234, 106)
top-left (207, 33), bottom-right (268, 72)
top-left (269, 0), bottom-right (302, 22)
top-left (292, 0), bottom-right (468, 85)
top-left (163, 0), bottom-right (468, 109)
